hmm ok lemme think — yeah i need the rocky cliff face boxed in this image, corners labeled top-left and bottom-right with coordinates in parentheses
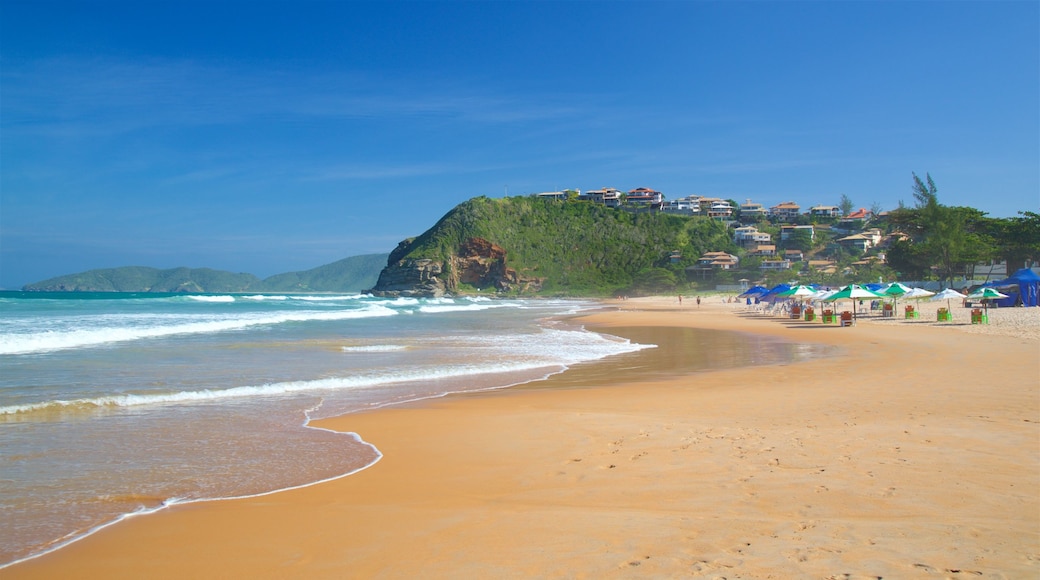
top-left (369, 237), bottom-right (542, 297)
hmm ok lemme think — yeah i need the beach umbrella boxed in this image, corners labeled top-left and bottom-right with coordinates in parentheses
top-left (776, 285), bottom-right (817, 298)
top-left (738, 285), bottom-right (769, 299)
top-left (902, 287), bottom-right (935, 300)
top-left (880, 282), bottom-right (914, 314)
top-left (823, 284), bottom-right (885, 319)
top-left (931, 288), bottom-right (967, 317)
top-left (967, 287), bottom-right (1009, 314)
top-left (881, 282), bottom-right (913, 296)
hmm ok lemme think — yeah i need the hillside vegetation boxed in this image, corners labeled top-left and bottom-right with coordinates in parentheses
top-left (389, 195), bottom-right (737, 295)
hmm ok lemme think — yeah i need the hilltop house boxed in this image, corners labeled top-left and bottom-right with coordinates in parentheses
top-left (760, 258), bottom-right (793, 271)
top-left (626, 187), bottom-right (663, 209)
top-left (707, 200), bottom-right (734, 220)
top-left (663, 196), bottom-right (701, 215)
top-left (578, 188), bottom-right (621, 207)
top-left (739, 199), bottom-right (768, 222)
top-left (770, 201), bottom-right (801, 221)
top-left (696, 251), bottom-right (740, 270)
top-left (535, 191), bottom-right (569, 201)
top-left (779, 224), bottom-right (815, 242)
top-left (750, 244), bottom-right (777, 257)
top-left (837, 228), bottom-right (883, 252)
top-left (809, 205), bottom-right (842, 218)
top-left (838, 208), bottom-right (871, 229)
top-left (733, 225), bottom-right (772, 249)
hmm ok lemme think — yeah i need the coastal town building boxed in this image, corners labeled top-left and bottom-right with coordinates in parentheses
top-left (696, 251), bottom-right (740, 270)
top-left (707, 200), bottom-right (734, 220)
top-left (578, 188), bottom-right (621, 207)
top-left (750, 244), bottom-right (777, 257)
top-left (625, 187), bottom-right (663, 209)
top-left (535, 191), bottom-right (569, 201)
top-left (784, 249), bottom-right (805, 262)
top-left (770, 201), bottom-right (801, 221)
top-left (733, 225), bottom-right (772, 249)
top-left (739, 199), bottom-right (768, 222)
top-left (663, 196), bottom-right (701, 214)
top-left (759, 258), bottom-right (793, 271)
top-left (838, 208), bottom-right (871, 229)
top-left (779, 224), bottom-right (815, 242)
top-left (809, 205), bottom-right (842, 218)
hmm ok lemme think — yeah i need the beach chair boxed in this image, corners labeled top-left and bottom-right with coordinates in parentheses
top-left (821, 309), bottom-right (835, 324)
top-left (803, 307), bottom-right (815, 322)
top-left (882, 303), bottom-right (894, 318)
top-left (970, 308), bottom-right (988, 324)
top-left (937, 307), bottom-right (952, 322)
top-left (840, 311), bottom-right (855, 327)
top-left (904, 305), bottom-right (918, 319)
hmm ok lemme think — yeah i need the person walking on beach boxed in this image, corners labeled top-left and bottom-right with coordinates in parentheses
top-left (696, 296), bottom-right (701, 307)
top-left (678, 295), bottom-right (683, 305)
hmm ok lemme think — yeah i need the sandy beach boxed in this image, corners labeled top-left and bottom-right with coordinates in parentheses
top-left (7, 297), bottom-right (1039, 579)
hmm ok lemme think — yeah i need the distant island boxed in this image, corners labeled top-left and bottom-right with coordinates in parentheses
top-left (22, 254), bottom-right (389, 293)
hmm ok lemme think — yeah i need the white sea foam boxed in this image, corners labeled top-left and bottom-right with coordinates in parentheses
top-left (0, 304), bottom-right (399, 355)
top-left (185, 295), bottom-right (236, 303)
top-left (417, 303), bottom-right (499, 314)
top-left (1, 328), bottom-right (650, 416)
top-left (340, 345), bottom-right (408, 353)
top-left (289, 295), bottom-right (366, 302)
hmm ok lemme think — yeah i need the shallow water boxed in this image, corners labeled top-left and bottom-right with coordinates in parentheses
top-left (0, 293), bottom-right (826, 567)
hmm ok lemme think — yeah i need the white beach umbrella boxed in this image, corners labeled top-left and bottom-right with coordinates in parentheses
top-left (902, 287), bottom-right (935, 300)
top-left (931, 288), bottom-right (967, 314)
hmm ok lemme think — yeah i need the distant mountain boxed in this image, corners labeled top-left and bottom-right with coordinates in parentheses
top-left (23, 267), bottom-right (261, 293)
top-left (254, 253), bottom-right (387, 292)
top-left (22, 254), bottom-right (390, 293)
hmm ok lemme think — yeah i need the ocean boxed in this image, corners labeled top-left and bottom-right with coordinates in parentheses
top-left (0, 292), bottom-right (820, 567)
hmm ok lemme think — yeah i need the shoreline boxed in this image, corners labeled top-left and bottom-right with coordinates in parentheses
top-left (7, 297), bottom-right (1039, 578)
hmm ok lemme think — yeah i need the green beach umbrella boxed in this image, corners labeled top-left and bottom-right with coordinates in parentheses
top-left (881, 282), bottom-right (913, 296)
top-left (823, 284), bottom-right (885, 319)
top-left (881, 282), bottom-right (914, 314)
top-left (967, 287), bottom-right (1009, 314)
top-left (776, 285), bottom-right (817, 298)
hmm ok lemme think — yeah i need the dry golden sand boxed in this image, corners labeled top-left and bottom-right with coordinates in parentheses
top-left (7, 297), bottom-right (1039, 579)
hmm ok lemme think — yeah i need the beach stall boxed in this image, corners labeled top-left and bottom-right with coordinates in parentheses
top-left (824, 284), bottom-right (885, 326)
top-left (880, 282), bottom-right (912, 318)
top-left (984, 268), bottom-right (1040, 307)
top-left (931, 288), bottom-right (967, 322)
top-left (966, 287), bottom-right (1009, 324)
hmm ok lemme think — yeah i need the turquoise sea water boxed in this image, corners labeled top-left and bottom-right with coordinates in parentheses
top-left (0, 292), bottom-right (823, 567)
top-left (0, 292), bottom-right (648, 566)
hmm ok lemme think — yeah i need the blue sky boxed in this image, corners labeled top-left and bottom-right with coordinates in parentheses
top-left (2, 1), bottom-right (1038, 288)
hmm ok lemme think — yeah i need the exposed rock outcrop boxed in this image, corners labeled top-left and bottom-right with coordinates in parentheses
top-left (369, 237), bottom-right (542, 297)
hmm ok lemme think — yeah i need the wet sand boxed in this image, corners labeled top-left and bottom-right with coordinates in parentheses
top-left (7, 297), bottom-right (1039, 579)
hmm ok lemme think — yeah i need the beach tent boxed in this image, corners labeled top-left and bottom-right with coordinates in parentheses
top-left (987, 268), bottom-right (1040, 307)
top-left (757, 284), bottom-right (792, 303)
top-left (738, 285), bottom-right (769, 299)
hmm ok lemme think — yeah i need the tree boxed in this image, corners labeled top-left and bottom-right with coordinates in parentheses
top-left (978, 211), bottom-right (1040, 273)
top-left (839, 194), bottom-right (854, 217)
top-left (887, 173), bottom-right (995, 285)
top-left (785, 228), bottom-right (814, 252)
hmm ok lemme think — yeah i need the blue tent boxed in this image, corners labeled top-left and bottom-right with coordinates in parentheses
top-left (738, 285), bottom-right (769, 298)
top-left (757, 283), bottom-right (792, 303)
top-left (987, 268), bottom-right (1040, 307)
